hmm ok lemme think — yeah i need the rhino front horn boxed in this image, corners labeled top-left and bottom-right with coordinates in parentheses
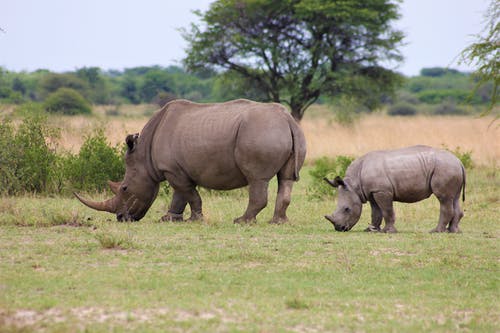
top-left (74, 192), bottom-right (118, 213)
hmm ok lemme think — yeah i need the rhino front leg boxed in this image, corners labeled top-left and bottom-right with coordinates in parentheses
top-left (270, 178), bottom-right (293, 224)
top-left (372, 192), bottom-right (397, 233)
top-left (234, 180), bottom-right (269, 224)
top-left (184, 187), bottom-right (203, 221)
top-left (162, 190), bottom-right (187, 222)
top-left (365, 200), bottom-right (382, 232)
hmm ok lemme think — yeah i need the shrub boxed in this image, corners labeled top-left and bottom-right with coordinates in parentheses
top-left (0, 115), bottom-right (59, 195)
top-left (432, 102), bottom-right (468, 115)
top-left (44, 88), bottom-right (92, 115)
top-left (443, 145), bottom-right (474, 170)
top-left (388, 103), bottom-right (417, 116)
top-left (64, 129), bottom-right (125, 192)
top-left (308, 155), bottom-right (354, 199)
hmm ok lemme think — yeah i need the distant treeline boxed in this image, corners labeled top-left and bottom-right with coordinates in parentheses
top-left (0, 65), bottom-right (494, 116)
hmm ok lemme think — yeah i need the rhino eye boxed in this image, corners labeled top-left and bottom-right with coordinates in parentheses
top-left (121, 185), bottom-right (128, 192)
top-left (344, 207), bottom-right (350, 213)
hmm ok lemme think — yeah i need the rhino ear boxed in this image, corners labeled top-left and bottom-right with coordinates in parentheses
top-left (324, 176), bottom-right (345, 188)
top-left (125, 133), bottom-right (139, 152)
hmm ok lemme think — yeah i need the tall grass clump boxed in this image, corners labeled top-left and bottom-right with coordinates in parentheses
top-left (308, 155), bottom-right (354, 199)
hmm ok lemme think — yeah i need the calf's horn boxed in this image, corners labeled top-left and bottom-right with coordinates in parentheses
top-left (74, 192), bottom-right (118, 213)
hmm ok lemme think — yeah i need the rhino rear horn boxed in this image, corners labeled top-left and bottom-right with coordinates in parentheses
top-left (108, 180), bottom-right (121, 195)
top-left (74, 192), bottom-right (118, 213)
top-left (323, 176), bottom-right (345, 188)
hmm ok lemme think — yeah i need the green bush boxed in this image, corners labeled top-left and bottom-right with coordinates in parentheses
top-left (432, 102), bottom-right (468, 115)
top-left (44, 88), bottom-right (92, 115)
top-left (388, 103), bottom-right (417, 116)
top-left (0, 115), bottom-right (59, 195)
top-left (308, 155), bottom-right (354, 199)
top-left (64, 129), bottom-right (125, 192)
top-left (417, 89), bottom-right (471, 104)
top-left (443, 146), bottom-right (474, 170)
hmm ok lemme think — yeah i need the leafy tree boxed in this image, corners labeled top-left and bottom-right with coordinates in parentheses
top-left (183, 0), bottom-right (404, 120)
top-left (38, 73), bottom-right (90, 99)
top-left (459, 0), bottom-right (499, 111)
top-left (420, 67), bottom-right (460, 77)
top-left (76, 67), bottom-right (111, 104)
top-left (140, 69), bottom-right (175, 102)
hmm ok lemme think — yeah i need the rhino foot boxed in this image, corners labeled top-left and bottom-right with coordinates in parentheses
top-left (161, 212), bottom-right (184, 222)
top-left (233, 216), bottom-right (257, 224)
top-left (447, 226), bottom-right (462, 233)
top-left (365, 225), bottom-right (381, 232)
top-left (269, 217), bottom-right (288, 224)
top-left (382, 225), bottom-right (398, 233)
top-left (187, 212), bottom-right (204, 222)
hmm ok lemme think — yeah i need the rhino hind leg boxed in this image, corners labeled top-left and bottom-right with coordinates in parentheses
top-left (270, 178), bottom-right (294, 224)
top-left (447, 195), bottom-right (463, 233)
top-left (431, 197), bottom-right (455, 233)
top-left (234, 179), bottom-right (269, 224)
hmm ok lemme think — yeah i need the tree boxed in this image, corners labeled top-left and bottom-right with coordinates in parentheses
top-left (183, 0), bottom-right (404, 120)
top-left (459, 0), bottom-right (499, 111)
top-left (140, 69), bottom-right (175, 102)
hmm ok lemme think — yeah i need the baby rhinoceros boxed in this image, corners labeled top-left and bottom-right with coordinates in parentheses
top-left (324, 145), bottom-right (466, 233)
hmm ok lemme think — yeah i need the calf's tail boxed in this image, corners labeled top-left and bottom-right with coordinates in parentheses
top-left (461, 164), bottom-right (466, 202)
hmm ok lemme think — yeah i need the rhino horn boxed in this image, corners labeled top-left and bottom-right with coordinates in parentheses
top-left (74, 192), bottom-right (118, 213)
top-left (323, 176), bottom-right (345, 188)
top-left (108, 180), bottom-right (121, 195)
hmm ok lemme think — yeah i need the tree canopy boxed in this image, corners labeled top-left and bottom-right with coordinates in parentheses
top-left (183, 0), bottom-right (404, 120)
top-left (459, 0), bottom-right (499, 111)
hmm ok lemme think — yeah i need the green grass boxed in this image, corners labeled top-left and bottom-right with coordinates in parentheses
top-left (0, 167), bottom-right (498, 332)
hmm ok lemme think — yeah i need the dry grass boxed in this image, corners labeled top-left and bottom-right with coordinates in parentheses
top-left (41, 104), bottom-right (500, 165)
top-left (302, 112), bottom-right (499, 165)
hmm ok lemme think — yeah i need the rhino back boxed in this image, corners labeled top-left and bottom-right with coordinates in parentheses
top-left (359, 146), bottom-right (442, 202)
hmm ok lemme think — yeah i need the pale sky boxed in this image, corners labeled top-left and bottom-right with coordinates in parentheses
top-left (0, 0), bottom-right (491, 76)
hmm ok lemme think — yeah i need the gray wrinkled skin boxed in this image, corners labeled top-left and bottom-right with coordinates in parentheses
top-left (75, 99), bottom-right (307, 224)
top-left (324, 146), bottom-right (466, 233)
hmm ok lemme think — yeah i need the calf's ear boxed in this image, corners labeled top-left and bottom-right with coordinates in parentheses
top-left (323, 176), bottom-right (345, 188)
top-left (125, 133), bottom-right (139, 152)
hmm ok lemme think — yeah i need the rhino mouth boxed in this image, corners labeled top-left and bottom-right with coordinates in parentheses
top-left (324, 215), bottom-right (350, 232)
top-left (116, 213), bottom-right (138, 222)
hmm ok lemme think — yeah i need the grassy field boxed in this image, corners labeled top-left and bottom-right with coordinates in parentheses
top-left (0, 106), bottom-right (499, 332)
top-left (0, 165), bottom-right (499, 332)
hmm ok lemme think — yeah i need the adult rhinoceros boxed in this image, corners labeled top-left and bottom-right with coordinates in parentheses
top-left (324, 145), bottom-right (466, 233)
top-left (75, 99), bottom-right (306, 223)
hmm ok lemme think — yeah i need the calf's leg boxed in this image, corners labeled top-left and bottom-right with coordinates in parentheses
top-left (372, 192), bottom-right (397, 233)
top-left (365, 200), bottom-right (383, 232)
top-left (431, 197), bottom-right (454, 233)
top-left (447, 195), bottom-right (463, 233)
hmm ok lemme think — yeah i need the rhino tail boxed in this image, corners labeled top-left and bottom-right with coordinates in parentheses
top-left (289, 118), bottom-right (307, 181)
top-left (461, 164), bottom-right (466, 202)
